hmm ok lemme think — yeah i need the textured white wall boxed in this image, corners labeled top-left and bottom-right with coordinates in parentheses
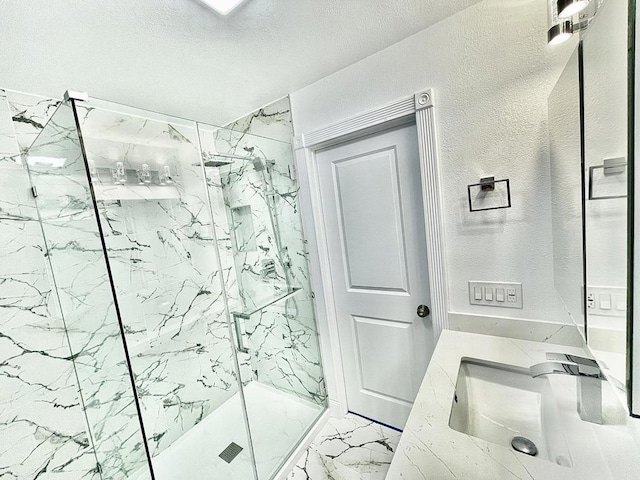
top-left (582, 0), bottom-right (628, 292)
top-left (0, 0), bottom-right (481, 126)
top-left (291, 0), bottom-right (578, 323)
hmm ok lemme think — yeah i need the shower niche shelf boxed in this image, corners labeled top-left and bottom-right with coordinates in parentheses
top-left (93, 184), bottom-right (181, 201)
top-left (89, 164), bottom-right (182, 201)
top-left (231, 286), bottom-right (301, 319)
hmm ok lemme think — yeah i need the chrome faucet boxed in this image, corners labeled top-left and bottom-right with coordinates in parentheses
top-left (530, 353), bottom-right (605, 424)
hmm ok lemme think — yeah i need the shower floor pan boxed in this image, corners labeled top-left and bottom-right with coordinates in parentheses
top-left (131, 382), bottom-right (323, 480)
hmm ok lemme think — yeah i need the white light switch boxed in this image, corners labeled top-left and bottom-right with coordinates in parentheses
top-left (586, 286), bottom-right (626, 317)
top-left (469, 281), bottom-right (523, 309)
top-left (615, 294), bottom-right (626, 311)
top-left (599, 294), bottom-right (611, 310)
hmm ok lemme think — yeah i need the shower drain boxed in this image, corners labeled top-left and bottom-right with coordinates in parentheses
top-left (219, 442), bottom-right (244, 463)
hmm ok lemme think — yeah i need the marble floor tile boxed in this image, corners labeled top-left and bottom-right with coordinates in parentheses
top-left (287, 414), bottom-right (402, 480)
top-left (288, 448), bottom-right (362, 480)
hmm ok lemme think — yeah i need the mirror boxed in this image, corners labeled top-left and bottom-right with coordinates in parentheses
top-left (631, 1), bottom-right (639, 417)
top-left (549, 0), bottom-right (630, 410)
top-left (582, 0), bottom-right (629, 406)
top-left (549, 46), bottom-right (584, 338)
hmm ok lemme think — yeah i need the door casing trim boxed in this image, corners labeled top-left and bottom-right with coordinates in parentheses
top-left (293, 89), bottom-right (449, 415)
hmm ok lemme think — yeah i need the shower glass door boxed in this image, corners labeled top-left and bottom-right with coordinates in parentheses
top-left (25, 100), bottom-right (155, 480)
top-left (199, 123), bottom-right (327, 479)
top-left (25, 95), bottom-right (327, 480)
top-left (26, 97), bottom-right (257, 480)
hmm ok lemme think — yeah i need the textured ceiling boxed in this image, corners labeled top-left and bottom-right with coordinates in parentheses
top-left (0, 0), bottom-right (480, 125)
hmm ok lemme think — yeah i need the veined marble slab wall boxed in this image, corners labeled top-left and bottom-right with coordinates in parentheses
top-left (25, 100), bottom-right (152, 480)
top-left (72, 105), bottom-right (246, 459)
top-left (225, 96), bottom-right (294, 144)
top-left (0, 90), bottom-right (100, 480)
top-left (218, 97), bottom-right (326, 405)
top-left (0, 90), bottom-right (326, 480)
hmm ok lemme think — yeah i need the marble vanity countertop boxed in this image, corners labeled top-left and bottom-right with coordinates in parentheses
top-left (386, 331), bottom-right (640, 480)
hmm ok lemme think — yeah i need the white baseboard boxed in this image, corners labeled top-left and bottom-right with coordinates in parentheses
top-left (329, 398), bottom-right (346, 417)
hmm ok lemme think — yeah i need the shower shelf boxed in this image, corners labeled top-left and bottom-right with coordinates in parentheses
top-left (231, 286), bottom-right (302, 319)
top-left (93, 184), bottom-right (181, 201)
top-left (208, 152), bottom-right (261, 161)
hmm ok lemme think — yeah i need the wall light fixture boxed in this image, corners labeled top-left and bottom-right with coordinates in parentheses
top-left (548, 20), bottom-right (574, 45)
top-left (557, 0), bottom-right (590, 19)
top-left (198, 0), bottom-right (247, 15)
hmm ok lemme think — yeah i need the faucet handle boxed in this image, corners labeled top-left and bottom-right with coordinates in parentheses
top-left (545, 352), bottom-right (604, 379)
top-left (530, 359), bottom-right (604, 379)
top-left (546, 353), bottom-right (599, 369)
top-left (530, 361), bottom-right (581, 378)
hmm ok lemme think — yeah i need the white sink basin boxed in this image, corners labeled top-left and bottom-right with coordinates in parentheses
top-left (449, 357), bottom-right (572, 467)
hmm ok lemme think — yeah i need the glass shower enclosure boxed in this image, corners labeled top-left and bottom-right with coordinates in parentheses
top-left (24, 96), bottom-right (326, 480)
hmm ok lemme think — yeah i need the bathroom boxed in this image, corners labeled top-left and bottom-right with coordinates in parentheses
top-left (0, 0), bottom-right (638, 479)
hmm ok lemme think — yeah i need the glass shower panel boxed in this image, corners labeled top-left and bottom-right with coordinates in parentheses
top-left (71, 99), bottom-right (257, 480)
top-left (199, 124), bottom-right (326, 479)
top-left (25, 101), bottom-right (153, 480)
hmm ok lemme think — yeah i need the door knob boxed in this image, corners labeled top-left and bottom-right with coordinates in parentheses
top-left (417, 304), bottom-right (430, 318)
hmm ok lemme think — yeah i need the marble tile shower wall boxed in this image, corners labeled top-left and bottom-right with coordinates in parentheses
top-left (26, 101), bottom-right (152, 480)
top-left (73, 105), bottom-right (244, 458)
top-left (97, 197), bottom-right (241, 457)
top-left (225, 96), bottom-right (294, 144)
top-left (0, 93), bottom-right (241, 478)
top-left (0, 90), bottom-right (100, 479)
top-left (0, 90), bottom-right (326, 480)
top-left (217, 97), bottom-right (326, 405)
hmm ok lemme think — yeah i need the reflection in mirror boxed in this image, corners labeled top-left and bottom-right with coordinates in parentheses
top-left (548, 0), bottom-right (632, 412)
top-left (549, 46), bottom-right (585, 338)
top-left (581, 0), bottom-right (628, 403)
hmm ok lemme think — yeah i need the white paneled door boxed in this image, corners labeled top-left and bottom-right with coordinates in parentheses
top-left (316, 124), bottom-right (434, 429)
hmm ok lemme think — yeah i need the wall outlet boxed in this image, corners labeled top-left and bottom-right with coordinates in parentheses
top-left (468, 281), bottom-right (523, 309)
top-left (586, 286), bottom-right (626, 317)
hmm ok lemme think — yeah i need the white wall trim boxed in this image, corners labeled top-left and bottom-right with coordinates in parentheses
top-left (294, 145), bottom-right (350, 416)
top-left (294, 90), bottom-right (449, 414)
top-left (414, 91), bottom-right (449, 339)
top-left (296, 96), bottom-right (415, 149)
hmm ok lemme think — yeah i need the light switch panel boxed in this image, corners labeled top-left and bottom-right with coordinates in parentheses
top-left (469, 281), bottom-right (523, 309)
top-left (587, 286), bottom-right (626, 317)
top-left (598, 294), bottom-right (612, 310)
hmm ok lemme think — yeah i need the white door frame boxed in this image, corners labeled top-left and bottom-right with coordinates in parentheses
top-left (293, 89), bottom-right (449, 416)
